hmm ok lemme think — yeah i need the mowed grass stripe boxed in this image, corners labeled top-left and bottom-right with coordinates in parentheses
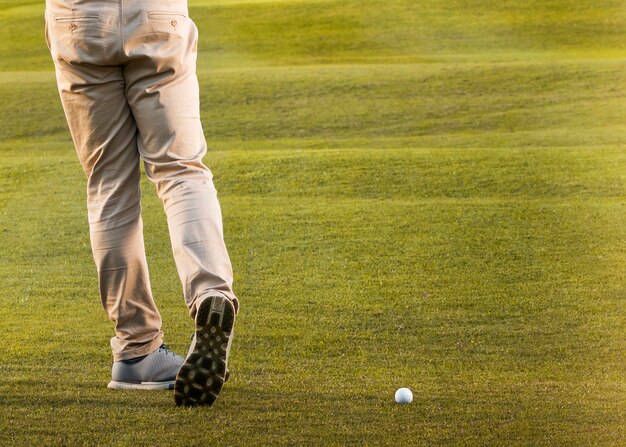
top-left (195, 60), bottom-right (626, 142)
top-left (2, 60), bottom-right (625, 146)
top-left (189, 0), bottom-right (626, 67)
top-left (208, 146), bottom-right (626, 199)
top-left (4, 1), bottom-right (626, 71)
top-left (1, 145), bottom-right (624, 212)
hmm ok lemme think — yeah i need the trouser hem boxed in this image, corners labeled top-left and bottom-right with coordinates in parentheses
top-left (189, 290), bottom-right (239, 319)
top-left (112, 335), bottom-right (164, 362)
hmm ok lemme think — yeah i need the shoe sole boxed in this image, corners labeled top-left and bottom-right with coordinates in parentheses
top-left (107, 380), bottom-right (175, 390)
top-left (174, 295), bottom-right (235, 406)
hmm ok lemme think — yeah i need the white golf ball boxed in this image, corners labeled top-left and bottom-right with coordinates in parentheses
top-left (395, 387), bottom-right (413, 404)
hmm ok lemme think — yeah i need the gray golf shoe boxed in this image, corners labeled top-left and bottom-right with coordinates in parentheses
top-left (174, 295), bottom-right (236, 406)
top-left (108, 344), bottom-right (184, 390)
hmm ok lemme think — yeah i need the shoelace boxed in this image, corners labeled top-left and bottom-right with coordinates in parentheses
top-left (159, 343), bottom-right (177, 357)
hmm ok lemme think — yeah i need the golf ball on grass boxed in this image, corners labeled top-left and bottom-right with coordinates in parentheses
top-left (395, 387), bottom-right (413, 404)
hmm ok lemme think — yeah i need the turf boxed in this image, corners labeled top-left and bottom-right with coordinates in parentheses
top-left (0, 0), bottom-right (625, 445)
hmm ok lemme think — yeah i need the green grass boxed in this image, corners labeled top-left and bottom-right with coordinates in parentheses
top-left (1, 0), bottom-right (625, 445)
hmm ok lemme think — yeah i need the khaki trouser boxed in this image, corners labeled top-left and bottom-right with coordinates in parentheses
top-left (44, 0), bottom-right (238, 361)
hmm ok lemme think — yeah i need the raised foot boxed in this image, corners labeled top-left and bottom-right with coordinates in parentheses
top-left (174, 295), bottom-right (236, 407)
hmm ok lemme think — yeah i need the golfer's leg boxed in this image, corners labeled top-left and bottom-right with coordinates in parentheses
top-left (123, 6), bottom-right (238, 317)
top-left (45, 5), bottom-right (163, 361)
